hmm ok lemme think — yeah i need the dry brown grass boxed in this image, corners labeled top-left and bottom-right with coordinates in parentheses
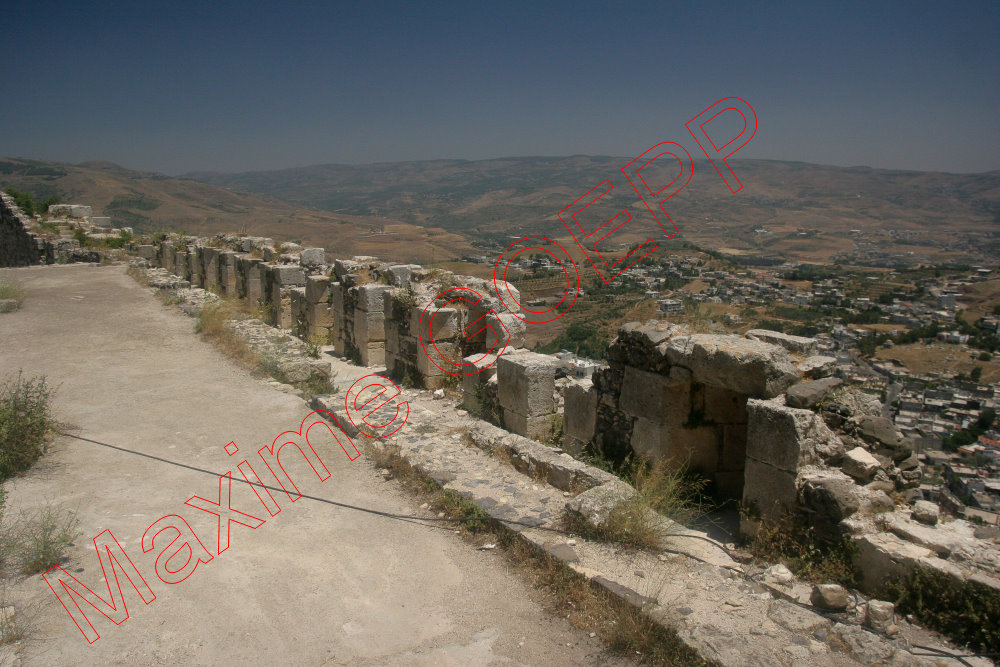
top-left (365, 444), bottom-right (712, 665)
top-left (562, 463), bottom-right (707, 552)
top-left (194, 299), bottom-right (265, 369)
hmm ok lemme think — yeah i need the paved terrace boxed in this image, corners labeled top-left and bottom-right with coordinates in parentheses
top-left (0, 263), bottom-right (629, 666)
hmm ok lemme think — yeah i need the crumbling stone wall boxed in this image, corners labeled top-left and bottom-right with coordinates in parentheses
top-left (0, 193), bottom-right (42, 266)
top-left (564, 321), bottom-right (801, 500)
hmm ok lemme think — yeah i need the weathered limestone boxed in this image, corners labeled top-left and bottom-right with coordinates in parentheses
top-left (563, 379), bottom-right (597, 456)
top-left (911, 500), bottom-right (939, 525)
top-left (744, 329), bottom-right (819, 357)
top-left (665, 334), bottom-right (799, 397)
top-left (48, 204), bottom-right (92, 218)
top-left (785, 377), bottom-right (843, 408)
top-left (742, 398), bottom-right (845, 530)
top-left (497, 351), bottom-right (559, 440)
top-left (842, 446), bottom-right (880, 481)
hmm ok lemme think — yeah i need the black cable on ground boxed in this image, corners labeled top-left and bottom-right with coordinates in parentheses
top-left (58, 430), bottom-right (997, 664)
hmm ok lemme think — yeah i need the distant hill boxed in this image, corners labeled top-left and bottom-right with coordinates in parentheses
top-left (3, 155), bottom-right (998, 268)
top-left (0, 157), bottom-right (478, 264)
top-left (187, 157), bottom-right (1000, 265)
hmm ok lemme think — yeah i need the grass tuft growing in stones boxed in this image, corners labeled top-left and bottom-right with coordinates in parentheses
top-left (743, 513), bottom-right (859, 587)
top-left (0, 279), bottom-right (25, 306)
top-left (194, 299), bottom-right (265, 369)
top-left (880, 565), bottom-right (1000, 654)
top-left (364, 443), bottom-right (714, 665)
top-left (563, 462), bottom-right (708, 552)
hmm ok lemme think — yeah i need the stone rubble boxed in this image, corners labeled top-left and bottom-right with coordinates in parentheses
top-left (62, 228), bottom-right (998, 666)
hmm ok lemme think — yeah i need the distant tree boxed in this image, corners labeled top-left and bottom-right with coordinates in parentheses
top-left (971, 367), bottom-right (983, 383)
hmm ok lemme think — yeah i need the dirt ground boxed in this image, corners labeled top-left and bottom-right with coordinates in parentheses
top-left (0, 264), bottom-right (633, 666)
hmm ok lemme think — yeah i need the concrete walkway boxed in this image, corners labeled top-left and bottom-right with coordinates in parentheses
top-left (0, 264), bottom-right (629, 666)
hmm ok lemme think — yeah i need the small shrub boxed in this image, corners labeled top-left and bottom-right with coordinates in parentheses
top-left (102, 229), bottom-right (132, 249)
top-left (10, 505), bottom-right (80, 575)
top-left (563, 462), bottom-right (707, 551)
top-left (0, 279), bottom-right (25, 305)
top-left (744, 513), bottom-right (859, 587)
top-left (471, 381), bottom-right (501, 425)
top-left (881, 566), bottom-right (1000, 653)
top-left (72, 228), bottom-right (89, 247)
top-left (0, 583), bottom-right (29, 646)
top-left (402, 365), bottom-right (424, 390)
top-left (195, 300), bottom-right (262, 369)
top-left (0, 373), bottom-right (57, 482)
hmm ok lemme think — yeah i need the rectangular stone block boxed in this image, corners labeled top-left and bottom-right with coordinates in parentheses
top-left (497, 352), bottom-right (558, 417)
top-left (354, 310), bottom-right (386, 344)
top-left (360, 342), bottom-right (385, 367)
top-left (300, 247), bottom-right (325, 266)
top-left (746, 398), bottom-right (833, 472)
top-left (330, 282), bottom-right (345, 318)
top-left (419, 307), bottom-right (459, 341)
top-left (203, 248), bottom-right (221, 290)
top-left (503, 410), bottom-right (554, 441)
top-left (137, 245), bottom-right (156, 260)
top-left (564, 380), bottom-right (597, 443)
top-left (742, 458), bottom-right (799, 523)
top-left (271, 265), bottom-right (305, 285)
top-left (630, 419), bottom-right (720, 472)
top-left (417, 340), bottom-right (460, 376)
top-left (306, 303), bottom-right (334, 328)
top-left (306, 275), bottom-right (331, 303)
top-left (619, 366), bottom-right (690, 425)
top-left (358, 284), bottom-right (392, 312)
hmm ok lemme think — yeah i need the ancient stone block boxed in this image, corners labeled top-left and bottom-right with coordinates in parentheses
top-left (912, 500), bottom-right (940, 525)
top-left (416, 340), bottom-right (461, 376)
top-left (744, 329), bottom-right (819, 356)
top-left (300, 247), bottom-right (325, 266)
top-left (354, 310), bottom-right (385, 344)
top-left (271, 265), bottom-right (305, 285)
top-left (630, 418), bottom-right (719, 472)
top-left (201, 248), bottom-right (220, 290)
top-left (462, 355), bottom-right (498, 413)
top-left (743, 458), bottom-right (799, 522)
top-left (786, 377), bottom-right (843, 409)
top-left (137, 245), bottom-right (156, 260)
top-left (497, 352), bottom-right (558, 417)
top-left (306, 303), bottom-right (334, 328)
top-left (305, 275), bottom-right (331, 303)
top-left (854, 532), bottom-right (934, 592)
top-left (487, 311), bottom-right (526, 350)
top-left (797, 355), bottom-right (837, 378)
top-left (842, 446), bottom-right (879, 481)
top-left (746, 398), bottom-right (841, 472)
top-left (619, 366), bottom-right (690, 425)
top-left (360, 342), bottom-right (385, 367)
top-left (503, 410), bottom-right (554, 441)
top-left (419, 307), bottom-right (459, 341)
top-left (564, 380), bottom-right (598, 444)
top-left (665, 334), bottom-right (798, 398)
top-left (357, 284), bottom-right (391, 312)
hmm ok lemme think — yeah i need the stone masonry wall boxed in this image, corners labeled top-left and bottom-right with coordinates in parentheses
top-left (132, 232), bottom-right (999, 600)
top-left (0, 193), bottom-right (42, 266)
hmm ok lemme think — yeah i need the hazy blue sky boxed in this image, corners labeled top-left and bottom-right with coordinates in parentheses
top-left (2, 1), bottom-right (997, 174)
